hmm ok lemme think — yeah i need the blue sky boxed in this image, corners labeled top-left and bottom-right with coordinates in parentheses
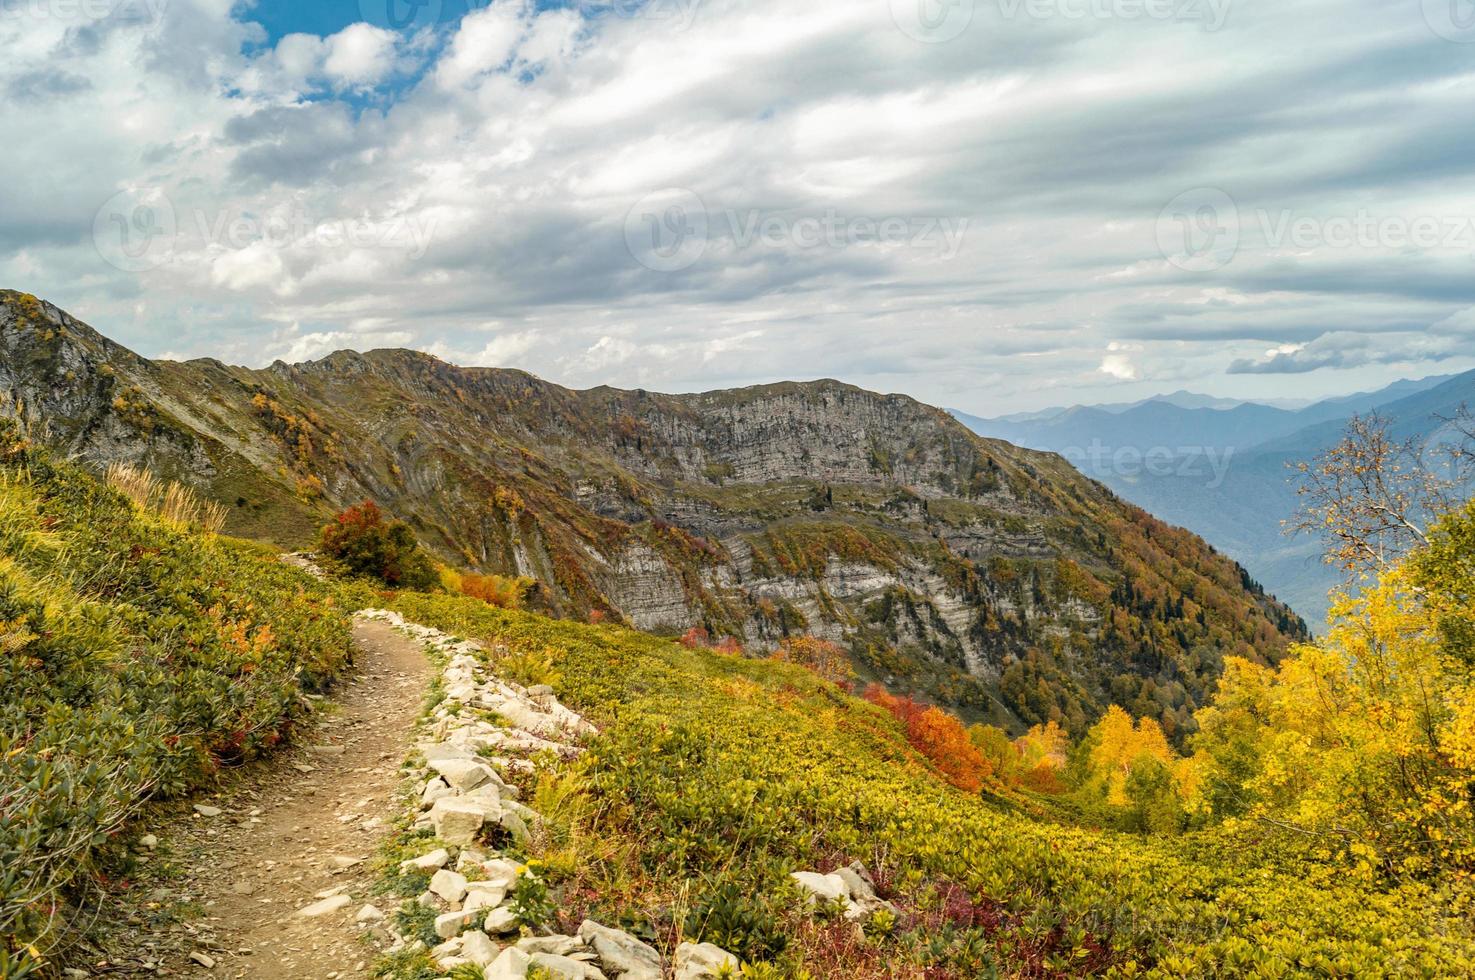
top-left (3, 0), bottom-right (1475, 414)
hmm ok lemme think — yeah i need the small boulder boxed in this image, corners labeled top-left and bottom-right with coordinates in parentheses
top-left (790, 871), bottom-right (848, 904)
top-left (430, 798), bottom-right (492, 845)
top-left (674, 942), bottom-right (743, 979)
top-left (483, 905), bottom-right (520, 935)
top-left (530, 952), bottom-right (608, 980)
top-left (296, 894), bottom-right (352, 918)
top-left (193, 804), bottom-right (222, 818)
top-left (356, 904), bottom-right (385, 924)
top-left (435, 908), bottom-right (483, 939)
top-left (400, 848), bottom-right (451, 873)
top-left (459, 930), bottom-right (500, 967)
top-left (430, 869), bottom-right (470, 904)
top-left (517, 935), bottom-right (584, 957)
top-left (464, 884), bottom-right (507, 912)
top-left (578, 920), bottom-right (661, 980)
top-left (430, 757), bottom-right (497, 791)
top-left (484, 946), bottom-right (532, 980)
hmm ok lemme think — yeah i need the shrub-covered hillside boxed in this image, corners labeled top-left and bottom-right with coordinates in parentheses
top-left (368, 588), bottom-right (1475, 977)
top-left (0, 423), bottom-right (353, 970)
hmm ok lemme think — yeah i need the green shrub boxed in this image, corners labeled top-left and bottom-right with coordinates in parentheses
top-left (0, 424), bottom-right (353, 966)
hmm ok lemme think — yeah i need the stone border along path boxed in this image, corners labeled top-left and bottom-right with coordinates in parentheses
top-left (354, 609), bottom-right (747, 980)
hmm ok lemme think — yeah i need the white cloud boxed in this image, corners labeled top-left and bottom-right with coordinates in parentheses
top-left (3, 0), bottom-right (1475, 413)
top-left (323, 23), bottom-right (400, 89)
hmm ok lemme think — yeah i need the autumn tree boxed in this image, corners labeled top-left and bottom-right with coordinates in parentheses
top-left (318, 501), bottom-right (437, 589)
top-left (1289, 412), bottom-right (1471, 577)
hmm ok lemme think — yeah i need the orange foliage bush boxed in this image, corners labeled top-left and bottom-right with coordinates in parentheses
top-left (679, 626), bottom-right (711, 649)
top-left (864, 684), bottom-right (992, 793)
top-left (459, 572), bottom-right (528, 610)
top-left (772, 635), bottom-right (854, 686)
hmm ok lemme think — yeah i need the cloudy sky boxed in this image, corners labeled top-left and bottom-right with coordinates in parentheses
top-left (3, 0), bottom-right (1474, 414)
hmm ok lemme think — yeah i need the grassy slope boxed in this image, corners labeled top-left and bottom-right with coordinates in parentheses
top-left (0, 426), bottom-right (354, 968)
top-left (376, 589), bottom-right (1474, 978)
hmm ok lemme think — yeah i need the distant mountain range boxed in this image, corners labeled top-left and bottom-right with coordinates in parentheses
top-left (954, 371), bottom-right (1474, 626)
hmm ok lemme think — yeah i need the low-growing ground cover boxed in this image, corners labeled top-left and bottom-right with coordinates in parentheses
top-left (379, 590), bottom-right (1475, 977)
top-left (0, 426), bottom-right (353, 971)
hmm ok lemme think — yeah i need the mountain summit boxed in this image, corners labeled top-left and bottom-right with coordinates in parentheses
top-left (0, 290), bottom-right (1305, 736)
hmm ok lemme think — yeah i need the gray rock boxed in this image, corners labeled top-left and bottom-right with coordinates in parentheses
top-left (193, 804), bottom-right (222, 818)
top-left (577, 920), bottom-right (662, 979)
top-left (356, 904), bottom-right (385, 924)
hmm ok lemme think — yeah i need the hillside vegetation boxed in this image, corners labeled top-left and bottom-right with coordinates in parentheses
top-left (360, 587), bottom-right (1475, 977)
top-left (0, 290), bottom-right (1306, 742)
top-left (0, 422), bottom-right (353, 971)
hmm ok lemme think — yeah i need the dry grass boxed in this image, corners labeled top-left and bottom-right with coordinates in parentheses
top-left (105, 462), bottom-right (228, 535)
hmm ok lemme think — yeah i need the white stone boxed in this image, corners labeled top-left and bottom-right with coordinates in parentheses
top-left (193, 804), bottom-right (222, 818)
top-left (464, 884), bottom-right (507, 912)
top-left (435, 908), bottom-right (482, 940)
top-left (296, 894), bottom-right (352, 918)
top-left (459, 930), bottom-right (500, 967)
top-left (400, 847), bottom-right (451, 873)
top-left (431, 798), bottom-right (492, 845)
top-left (790, 871), bottom-right (848, 904)
top-left (483, 905), bottom-right (520, 934)
top-left (674, 942), bottom-right (743, 979)
top-left (430, 757), bottom-right (497, 791)
top-left (529, 953), bottom-right (608, 980)
top-left (430, 868), bottom-right (470, 904)
top-left (516, 936), bottom-right (583, 957)
top-left (483, 946), bottom-right (532, 980)
top-left (356, 904), bottom-right (385, 924)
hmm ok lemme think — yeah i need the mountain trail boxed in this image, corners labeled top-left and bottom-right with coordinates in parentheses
top-left (94, 615), bottom-right (429, 979)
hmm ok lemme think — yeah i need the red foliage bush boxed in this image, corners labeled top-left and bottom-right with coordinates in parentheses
top-left (864, 684), bottom-right (992, 793)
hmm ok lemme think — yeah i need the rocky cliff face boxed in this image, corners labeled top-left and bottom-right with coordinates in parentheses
top-left (0, 289), bottom-right (1307, 736)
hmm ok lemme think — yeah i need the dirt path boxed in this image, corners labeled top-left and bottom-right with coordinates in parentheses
top-left (96, 617), bottom-right (429, 979)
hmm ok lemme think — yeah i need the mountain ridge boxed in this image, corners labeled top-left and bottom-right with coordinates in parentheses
top-left (0, 288), bottom-right (1306, 739)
